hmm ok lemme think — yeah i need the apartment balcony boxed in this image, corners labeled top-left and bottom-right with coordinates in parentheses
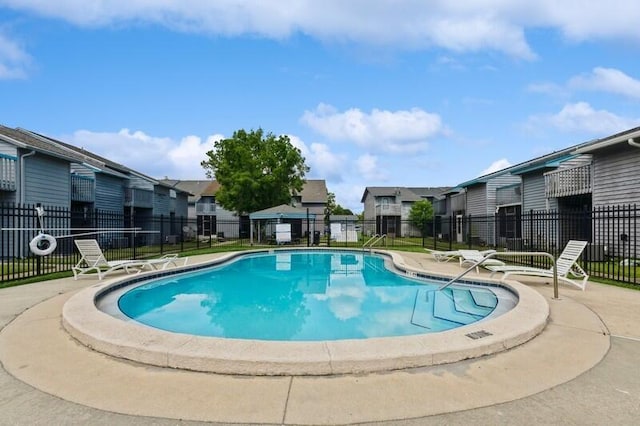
top-left (71, 174), bottom-right (95, 202)
top-left (496, 184), bottom-right (521, 206)
top-left (0, 154), bottom-right (17, 191)
top-left (433, 199), bottom-right (446, 215)
top-left (450, 193), bottom-right (466, 212)
top-left (375, 203), bottom-right (401, 216)
top-left (545, 164), bottom-right (592, 198)
top-left (196, 202), bottom-right (216, 215)
top-left (124, 187), bottom-right (154, 208)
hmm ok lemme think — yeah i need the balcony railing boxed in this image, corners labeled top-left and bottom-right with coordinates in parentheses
top-left (0, 154), bottom-right (17, 191)
top-left (375, 203), bottom-right (401, 216)
top-left (124, 188), bottom-right (154, 208)
top-left (433, 199), bottom-right (446, 215)
top-left (71, 174), bottom-right (95, 202)
top-left (496, 184), bottom-right (521, 206)
top-left (196, 202), bottom-right (216, 215)
top-left (545, 164), bottom-right (592, 198)
top-left (451, 193), bottom-right (465, 212)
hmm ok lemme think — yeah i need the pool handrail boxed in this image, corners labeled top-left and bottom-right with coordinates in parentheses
top-left (438, 251), bottom-right (559, 299)
top-left (363, 234), bottom-right (386, 251)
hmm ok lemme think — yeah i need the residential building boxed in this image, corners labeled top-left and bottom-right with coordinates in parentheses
top-left (361, 186), bottom-right (450, 237)
top-left (161, 178), bottom-right (329, 239)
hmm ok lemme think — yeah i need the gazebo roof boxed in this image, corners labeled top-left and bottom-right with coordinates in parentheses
top-left (249, 204), bottom-right (316, 220)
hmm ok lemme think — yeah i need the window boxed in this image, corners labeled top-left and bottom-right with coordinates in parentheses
top-left (498, 205), bottom-right (522, 239)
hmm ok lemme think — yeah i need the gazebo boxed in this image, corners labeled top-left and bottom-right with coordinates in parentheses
top-left (248, 204), bottom-right (317, 245)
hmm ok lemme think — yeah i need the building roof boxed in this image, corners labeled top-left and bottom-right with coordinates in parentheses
top-left (160, 179), bottom-right (215, 203)
top-left (294, 179), bottom-right (328, 203)
top-left (0, 125), bottom-right (87, 164)
top-left (166, 179), bottom-right (326, 204)
top-left (574, 126), bottom-right (640, 154)
top-left (360, 187), bottom-right (422, 203)
top-left (20, 129), bottom-right (176, 187)
top-left (407, 187), bottom-right (452, 199)
top-left (0, 126), bottom-right (133, 179)
top-left (456, 136), bottom-right (600, 188)
top-left (249, 204), bottom-right (316, 220)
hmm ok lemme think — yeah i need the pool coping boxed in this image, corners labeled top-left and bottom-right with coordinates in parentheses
top-left (62, 248), bottom-right (549, 376)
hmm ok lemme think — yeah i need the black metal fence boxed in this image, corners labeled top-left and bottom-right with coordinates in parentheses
top-left (1, 202), bottom-right (638, 286)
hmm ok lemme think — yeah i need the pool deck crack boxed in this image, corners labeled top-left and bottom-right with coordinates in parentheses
top-left (281, 375), bottom-right (293, 425)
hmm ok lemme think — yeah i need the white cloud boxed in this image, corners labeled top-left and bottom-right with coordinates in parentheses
top-left (331, 183), bottom-right (367, 213)
top-left (12, 1), bottom-right (633, 59)
top-left (527, 82), bottom-right (569, 98)
top-left (313, 280), bottom-right (367, 320)
top-left (0, 33), bottom-right (30, 79)
top-left (288, 135), bottom-right (346, 182)
top-left (64, 128), bottom-right (221, 179)
top-left (569, 67), bottom-right (640, 100)
top-left (300, 103), bottom-right (443, 153)
top-left (478, 158), bottom-right (511, 176)
top-left (356, 154), bottom-right (388, 182)
top-left (4, 2), bottom-right (640, 60)
top-left (527, 102), bottom-right (640, 134)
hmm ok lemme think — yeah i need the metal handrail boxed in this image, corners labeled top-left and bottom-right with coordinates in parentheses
top-left (362, 234), bottom-right (379, 248)
top-left (437, 251), bottom-right (559, 299)
top-left (362, 234), bottom-right (386, 251)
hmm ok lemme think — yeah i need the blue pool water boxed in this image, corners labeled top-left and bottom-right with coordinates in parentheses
top-left (117, 250), bottom-right (501, 341)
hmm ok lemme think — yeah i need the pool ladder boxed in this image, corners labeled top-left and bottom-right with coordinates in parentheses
top-left (362, 234), bottom-right (386, 251)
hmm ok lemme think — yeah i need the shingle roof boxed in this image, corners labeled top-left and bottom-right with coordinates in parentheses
top-left (159, 180), bottom-right (213, 202)
top-left (295, 179), bottom-right (328, 203)
top-left (408, 187), bottom-right (452, 198)
top-left (249, 204), bottom-right (316, 219)
top-left (0, 126), bottom-right (133, 179)
top-left (0, 125), bottom-right (84, 164)
top-left (575, 126), bottom-right (640, 154)
top-left (21, 129), bottom-right (166, 184)
top-left (360, 187), bottom-right (422, 203)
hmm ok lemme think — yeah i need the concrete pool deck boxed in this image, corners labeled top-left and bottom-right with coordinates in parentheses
top-left (1, 250), bottom-right (640, 424)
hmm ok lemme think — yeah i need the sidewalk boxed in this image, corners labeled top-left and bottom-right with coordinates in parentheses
top-left (1, 251), bottom-right (639, 425)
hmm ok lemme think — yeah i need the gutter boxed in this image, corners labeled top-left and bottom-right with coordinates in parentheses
top-left (629, 138), bottom-right (640, 148)
top-left (19, 150), bottom-right (36, 204)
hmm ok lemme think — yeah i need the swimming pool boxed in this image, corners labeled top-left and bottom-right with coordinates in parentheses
top-left (63, 249), bottom-right (549, 375)
top-left (116, 250), bottom-right (508, 341)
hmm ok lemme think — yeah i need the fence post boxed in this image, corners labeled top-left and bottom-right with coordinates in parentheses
top-left (180, 216), bottom-right (185, 252)
top-left (160, 214), bottom-right (164, 254)
top-left (132, 209), bottom-right (137, 260)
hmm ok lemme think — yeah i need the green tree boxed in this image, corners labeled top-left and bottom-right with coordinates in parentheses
top-left (333, 205), bottom-right (354, 215)
top-left (201, 128), bottom-right (309, 215)
top-left (408, 199), bottom-right (434, 237)
top-left (324, 192), bottom-right (353, 216)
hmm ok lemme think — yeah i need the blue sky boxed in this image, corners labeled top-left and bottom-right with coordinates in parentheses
top-left (1, 1), bottom-right (640, 212)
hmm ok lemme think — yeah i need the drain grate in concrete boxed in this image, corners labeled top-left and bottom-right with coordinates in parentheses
top-left (466, 330), bottom-right (493, 340)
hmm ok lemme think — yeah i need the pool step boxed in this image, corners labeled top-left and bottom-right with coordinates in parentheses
top-left (411, 288), bottom-right (465, 329)
top-left (433, 291), bottom-right (483, 324)
top-left (410, 287), bottom-right (499, 330)
top-left (451, 289), bottom-right (496, 317)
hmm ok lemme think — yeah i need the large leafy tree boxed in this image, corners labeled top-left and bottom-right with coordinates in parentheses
top-left (408, 199), bottom-right (434, 237)
top-left (201, 129), bottom-right (309, 215)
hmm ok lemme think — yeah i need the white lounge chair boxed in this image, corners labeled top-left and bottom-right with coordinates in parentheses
top-left (426, 248), bottom-right (496, 263)
top-left (72, 239), bottom-right (185, 280)
top-left (458, 250), bottom-right (506, 273)
top-left (486, 240), bottom-right (589, 291)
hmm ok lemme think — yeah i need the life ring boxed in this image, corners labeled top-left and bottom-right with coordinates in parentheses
top-left (29, 233), bottom-right (58, 256)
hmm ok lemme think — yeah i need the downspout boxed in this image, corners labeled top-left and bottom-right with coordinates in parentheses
top-left (19, 150), bottom-right (36, 204)
top-left (628, 138), bottom-right (640, 148)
